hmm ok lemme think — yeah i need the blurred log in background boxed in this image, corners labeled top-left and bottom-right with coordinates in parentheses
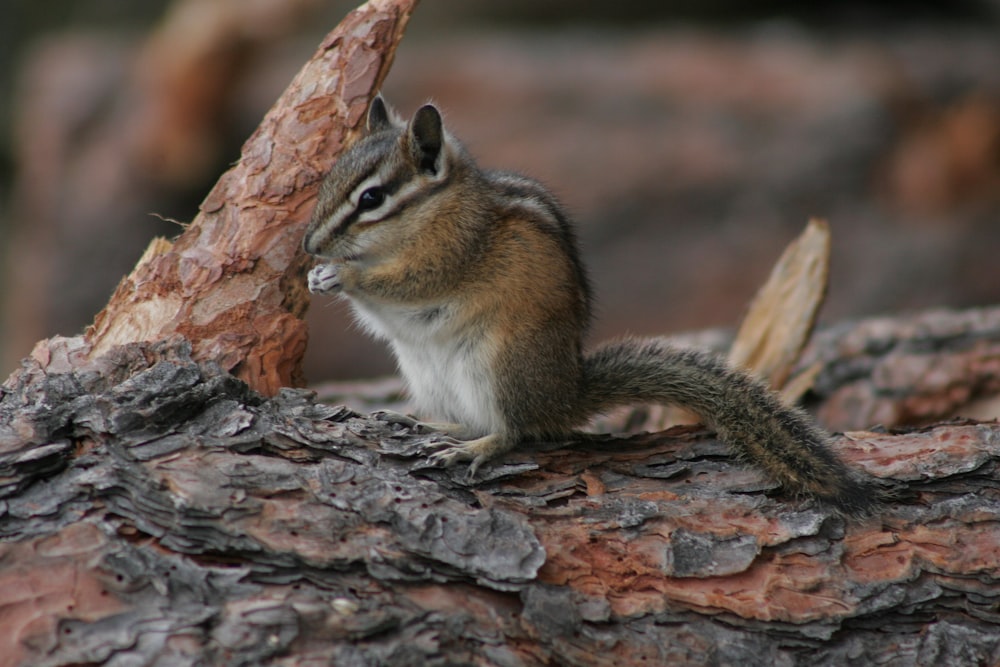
top-left (2, 0), bottom-right (1000, 383)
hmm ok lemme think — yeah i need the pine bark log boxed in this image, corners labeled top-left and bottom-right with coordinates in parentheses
top-left (3, 309), bottom-right (1000, 666)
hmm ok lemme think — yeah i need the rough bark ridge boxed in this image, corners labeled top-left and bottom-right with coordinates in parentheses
top-left (2, 314), bottom-right (1000, 666)
top-left (84, 0), bottom-right (417, 397)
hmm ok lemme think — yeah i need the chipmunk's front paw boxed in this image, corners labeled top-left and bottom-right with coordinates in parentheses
top-left (308, 263), bottom-right (342, 294)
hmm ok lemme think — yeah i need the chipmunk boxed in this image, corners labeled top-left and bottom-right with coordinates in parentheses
top-left (303, 97), bottom-right (880, 516)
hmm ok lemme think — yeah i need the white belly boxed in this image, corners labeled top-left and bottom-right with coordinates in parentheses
top-left (346, 298), bottom-right (502, 435)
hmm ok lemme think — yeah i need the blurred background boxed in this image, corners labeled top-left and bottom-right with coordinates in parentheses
top-left (1, 0), bottom-right (999, 384)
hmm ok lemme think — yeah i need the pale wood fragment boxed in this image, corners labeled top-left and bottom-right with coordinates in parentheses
top-left (729, 218), bottom-right (830, 393)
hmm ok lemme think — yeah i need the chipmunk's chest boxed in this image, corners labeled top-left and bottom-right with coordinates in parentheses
top-left (346, 298), bottom-right (503, 434)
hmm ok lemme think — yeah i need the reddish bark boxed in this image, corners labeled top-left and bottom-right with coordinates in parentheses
top-left (84, 0), bottom-right (419, 396)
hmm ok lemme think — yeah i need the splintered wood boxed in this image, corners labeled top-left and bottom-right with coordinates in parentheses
top-left (84, 0), bottom-right (418, 396)
top-left (729, 218), bottom-right (830, 399)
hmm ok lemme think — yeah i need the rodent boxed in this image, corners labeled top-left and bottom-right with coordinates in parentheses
top-left (303, 96), bottom-right (881, 516)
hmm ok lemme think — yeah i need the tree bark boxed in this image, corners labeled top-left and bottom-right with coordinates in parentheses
top-left (84, 0), bottom-right (418, 397)
top-left (2, 311), bottom-right (1000, 666)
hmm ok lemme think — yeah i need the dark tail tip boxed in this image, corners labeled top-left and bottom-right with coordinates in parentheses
top-left (818, 474), bottom-right (898, 519)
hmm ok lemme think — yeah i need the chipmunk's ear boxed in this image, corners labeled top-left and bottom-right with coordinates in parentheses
top-left (409, 104), bottom-right (445, 176)
top-left (367, 96), bottom-right (393, 134)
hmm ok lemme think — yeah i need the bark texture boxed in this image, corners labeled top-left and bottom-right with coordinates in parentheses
top-left (83, 0), bottom-right (417, 397)
top-left (2, 307), bottom-right (1000, 666)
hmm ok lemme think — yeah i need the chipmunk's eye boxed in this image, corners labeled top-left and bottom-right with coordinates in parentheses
top-left (357, 186), bottom-right (386, 211)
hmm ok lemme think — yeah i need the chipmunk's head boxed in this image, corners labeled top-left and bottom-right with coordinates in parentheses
top-left (303, 97), bottom-right (461, 261)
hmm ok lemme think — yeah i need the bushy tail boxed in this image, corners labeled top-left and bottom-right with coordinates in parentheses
top-left (582, 337), bottom-right (880, 516)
